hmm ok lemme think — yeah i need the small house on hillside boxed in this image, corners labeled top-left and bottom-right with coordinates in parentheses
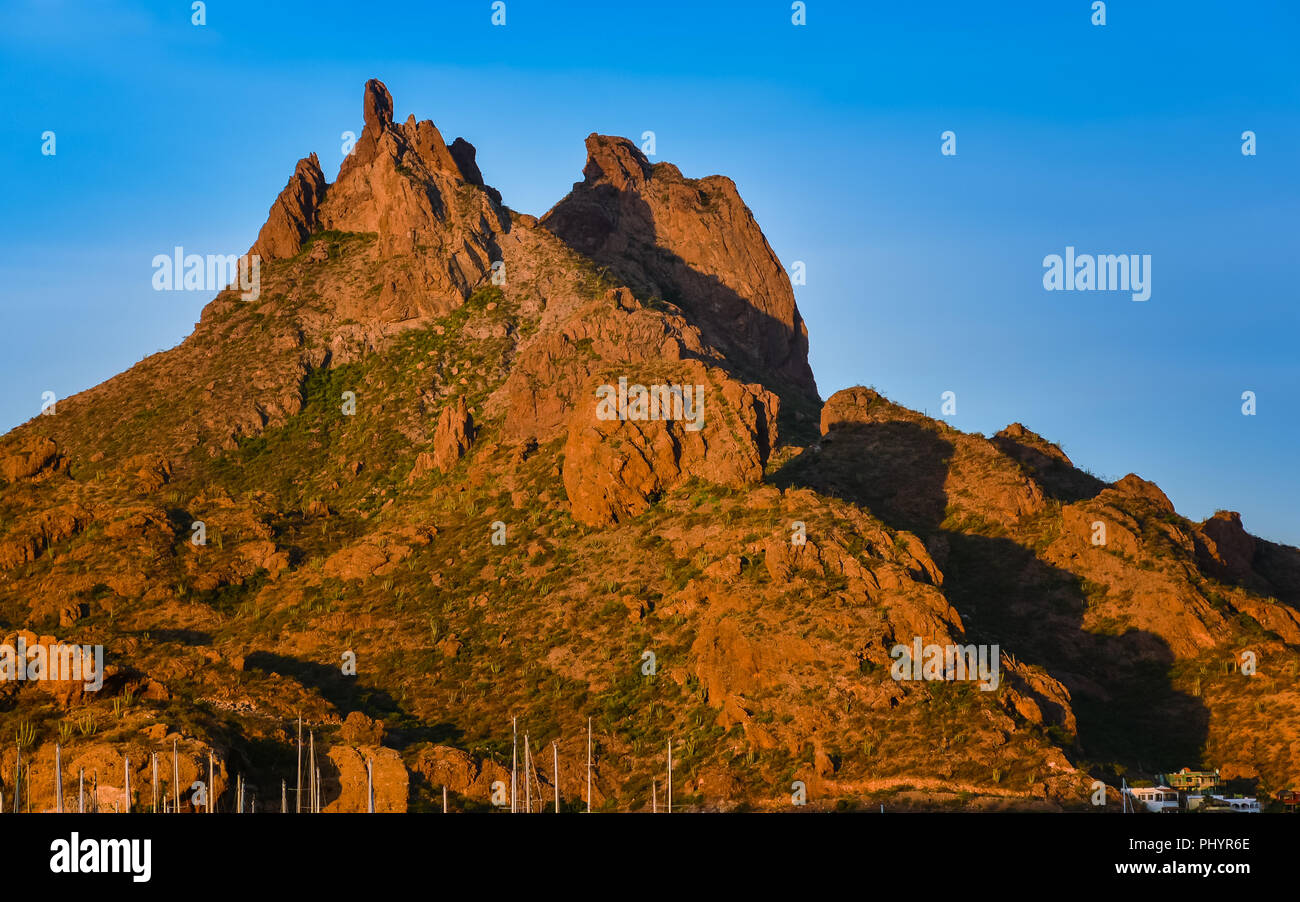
top-left (1162, 768), bottom-right (1219, 792)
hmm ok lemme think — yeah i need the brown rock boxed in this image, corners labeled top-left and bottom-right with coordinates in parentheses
top-left (341, 711), bottom-right (385, 746)
top-left (0, 730), bottom-right (226, 813)
top-left (249, 153), bottom-right (328, 261)
top-left (561, 369), bottom-right (777, 526)
top-left (406, 451), bottom-right (437, 483)
top-left (317, 80), bottom-right (506, 321)
top-left (1113, 473), bottom-right (1176, 514)
top-left (362, 77), bottom-right (393, 130)
top-left (323, 745), bottom-right (407, 813)
top-left (0, 503), bottom-right (92, 571)
top-left (0, 435), bottom-right (63, 483)
top-left (820, 386), bottom-right (912, 434)
top-left (1199, 510), bottom-right (1257, 582)
top-left (322, 541), bottom-right (395, 581)
top-left (412, 746), bottom-right (509, 802)
top-left (543, 134), bottom-right (817, 405)
top-left (993, 422), bottom-right (1074, 468)
top-left (448, 136), bottom-right (502, 204)
top-left (432, 397), bottom-right (474, 472)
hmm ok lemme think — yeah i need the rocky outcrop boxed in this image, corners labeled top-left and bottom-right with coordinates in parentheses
top-left (542, 134), bottom-right (817, 405)
top-left (561, 366), bottom-right (777, 526)
top-left (322, 745), bottom-right (407, 813)
top-left (250, 153), bottom-right (328, 261)
top-left (448, 137), bottom-right (501, 203)
top-left (1, 629), bottom-right (101, 707)
top-left (412, 745), bottom-right (509, 802)
top-left (0, 503), bottom-right (92, 570)
top-left (432, 397), bottom-right (474, 472)
top-left (993, 422), bottom-right (1073, 468)
top-left (819, 386), bottom-right (928, 435)
top-left (0, 435), bottom-right (64, 483)
top-left (341, 711), bottom-right (385, 746)
top-left (690, 617), bottom-right (816, 750)
top-left (317, 79), bottom-right (506, 321)
top-left (1197, 510), bottom-right (1257, 583)
top-left (496, 286), bottom-right (717, 443)
top-left (813, 387), bottom-right (1047, 530)
top-left (1112, 473), bottom-right (1176, 514)
top-left (318, 528), bottom-right (430, 581)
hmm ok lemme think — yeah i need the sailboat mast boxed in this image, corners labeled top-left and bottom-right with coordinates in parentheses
top-left (296, 715), bottom-right (303, 814)
top-left (666, 739), bottom-right (672, 814)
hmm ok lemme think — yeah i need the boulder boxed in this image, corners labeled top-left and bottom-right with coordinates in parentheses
top-left (432, 397), bottom-right (474, 472)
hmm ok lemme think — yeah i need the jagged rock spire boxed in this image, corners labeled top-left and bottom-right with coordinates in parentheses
top-left (362, 78), bottom-right (393, 130)
top-left (249, 152), bottom-right (327, 261)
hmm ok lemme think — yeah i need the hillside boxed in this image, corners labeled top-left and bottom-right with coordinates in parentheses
top-left (1, 80), bottom-right (1297, 813)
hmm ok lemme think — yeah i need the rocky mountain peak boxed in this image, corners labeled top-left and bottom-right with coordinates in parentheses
top-left (542, 132), bottom-right (818, 410)
top-left (581, 133), bottom-right (653, 190)
top-left (362, 77), bottom-right (393, 130)
top-left (308, 80), bottom-right (507, 319)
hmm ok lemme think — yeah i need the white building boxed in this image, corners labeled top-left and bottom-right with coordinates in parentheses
top-left (1128, 786), bottom-right (1180, 813)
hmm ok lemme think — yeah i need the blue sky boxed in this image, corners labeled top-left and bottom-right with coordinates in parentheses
top-left (1, 1), bottom-right (1297, 543)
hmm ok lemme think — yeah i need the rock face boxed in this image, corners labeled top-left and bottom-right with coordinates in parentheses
top-left (323, 745), bottom-right (407, 813)
top-left (250, 153), bottom-right (328, 261)
top-left (819, 385), bottom-right (900, 434)
top-left (496, 284), bottom-right (715, 443)
top-left (562, 366), bottom-right (777, 526)
top-left (543, 134), bottom-right (817, 407)
top-left (1197, 510), bottom-right (1257, 583)
top-left (316, 79), bottom-right (507, 321)
top-left (0, 503), bottom-right (92, 570)
top-left (448, 136), bottom-right (501, 203)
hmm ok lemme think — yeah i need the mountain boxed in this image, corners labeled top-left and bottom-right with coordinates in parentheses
top-left (1, 80), bottom-right (1297, 812)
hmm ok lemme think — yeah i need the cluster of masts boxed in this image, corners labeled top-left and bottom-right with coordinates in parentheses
top-left (488, 716), bottom-right (678, 813)
top-left (4, 714), bottom-right (679, 813)
top-left (500, 715), bottom-right (673, 814)
top-left (4, 735), bottom-right (228, 813)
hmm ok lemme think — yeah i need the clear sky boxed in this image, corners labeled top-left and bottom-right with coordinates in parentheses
top-left (2, 1), bottom-right (1297, 543)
